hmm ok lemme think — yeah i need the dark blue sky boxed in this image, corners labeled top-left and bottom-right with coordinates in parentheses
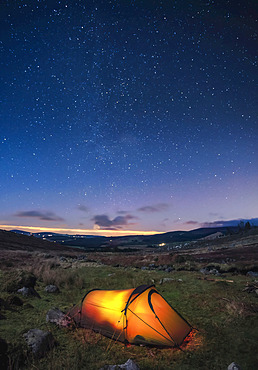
top-left (1, 0), bottom-right (257, 235)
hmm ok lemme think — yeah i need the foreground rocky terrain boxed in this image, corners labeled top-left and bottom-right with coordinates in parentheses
top-left (0, 228), bottom-right (257, 369)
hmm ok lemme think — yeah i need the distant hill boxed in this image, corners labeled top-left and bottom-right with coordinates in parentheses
top-left (8, 226), bottom-right (242, 249)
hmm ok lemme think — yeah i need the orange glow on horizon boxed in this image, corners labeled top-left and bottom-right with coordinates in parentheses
top-left (0, 224), bottom-right (164, 237)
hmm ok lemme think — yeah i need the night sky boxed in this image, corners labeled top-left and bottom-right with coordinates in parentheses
top-left (1, 0), bottom-right (257, 236)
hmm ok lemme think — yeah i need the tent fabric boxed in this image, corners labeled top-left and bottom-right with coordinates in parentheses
top-left (68, 285), bottom-right (192, 347)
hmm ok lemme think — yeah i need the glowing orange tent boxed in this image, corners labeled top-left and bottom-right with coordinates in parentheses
top-left (69, 285), bottom-right (192, 347)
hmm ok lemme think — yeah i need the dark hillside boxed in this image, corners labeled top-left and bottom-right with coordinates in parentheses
top-left (0, 229), bottom-right (74, 252)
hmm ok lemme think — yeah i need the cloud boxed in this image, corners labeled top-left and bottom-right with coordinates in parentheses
top-left (78, 205), bottom-right (89, 212)
top-left (185, 220), bottom-right (200, 225)
top-left (15, 210), bottom-right (64, 222)
top-left (137, 203), bottom-right (169, 213)
top-left (91, 214), bottom-right (137, 229)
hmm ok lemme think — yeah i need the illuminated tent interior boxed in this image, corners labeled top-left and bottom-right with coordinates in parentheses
top-left (68, 285), bottom-right (192, 347)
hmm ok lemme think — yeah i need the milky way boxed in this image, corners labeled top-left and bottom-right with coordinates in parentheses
top-left (1, 1), bottom-right (257, 235)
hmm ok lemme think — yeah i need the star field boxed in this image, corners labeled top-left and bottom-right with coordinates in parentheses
top-left (1, 0), bottom-right (257, 234)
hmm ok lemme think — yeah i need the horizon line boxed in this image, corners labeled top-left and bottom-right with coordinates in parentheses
top-left (0, 224), bottom-right (164, 237)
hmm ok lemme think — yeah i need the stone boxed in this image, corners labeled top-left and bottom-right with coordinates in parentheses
top-left (209, 268), bottom-right (220, 276)
top-left (45, 285), bottom-right (59, 293)
top-left (17, 287), bottom-right (41, 298)
top-left (23, 329), bottom-right (55, 358)
top-left (246, 271), bottom-right (258, 277)
top-left (228, 362), bottom-right (242, 370)
top-left (165, 267), bottom-right (173, 273)
top-left (77, 255), bottom-right (87, 261)
top-left (148, 263), bottom-right (157, 270)
top-left (200, 267), bottom-right (220, 276)
top-left (200, 268), bottom-right (209, 275)
top-left (6, 295), bottom-right (23, 306)
top-left (46, 308), bottom-right (70, 327)
top-left (159, 278), bottom-right (174, 284)
top-left (59, 256), bottom-right (67, 262)
top-left (100, 358), bottom-right (140, 370)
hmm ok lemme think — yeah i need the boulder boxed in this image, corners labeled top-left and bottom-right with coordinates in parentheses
top-left (100, 358), bottom-right (140, 370)
top-left (46, 308), bottom-right (70, 327)
top-left (228, 362), bottom-right (242, 370)
top-left (23, 329), bottom-right (55, 358)
top-left (45, 285), bottom-right (59, 293)
top-left (17, 287), bottom-right (41, 298)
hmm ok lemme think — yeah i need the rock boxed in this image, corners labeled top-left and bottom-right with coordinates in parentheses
top-left (200, 267), bottom-right (220, 276)
top-left (165, 267), bottom-right (173, 273)
top-left (23, 329), bottom-right (55, 358)
top-left (59, 256), bottom-right (67, 262)
top-left (209, 268), bottom-right (220, 276)
top-left (17, 287), bottom-right (41, 298)
top-left (159, 277), bottom-right (175, 284)
top-left (77, 255), bottom-right (87, 261)
top-left (0, 337), bottom-right (8, 369)
top-left (45, 285), bottom-right (59, 293)
top-left (148, 263), bottom-right (157, 270)
top-left (46, 308), bottom-right (70, 327)
top-left (200, 268), bottom-right (209, 275)
top-left (6, 295), bottom-right (23, 306)
top-left (228, 362), bottom-right (242, 370)
top-left (246, 271), bottom-right (258, 277)
top-left (100, 358), bottom-right (140, 370)
top-left (141, 266), bottom-right (148, 270)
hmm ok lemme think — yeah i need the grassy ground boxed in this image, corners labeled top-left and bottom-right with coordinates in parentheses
top-left (0, 258), bottom-right (258, 369)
